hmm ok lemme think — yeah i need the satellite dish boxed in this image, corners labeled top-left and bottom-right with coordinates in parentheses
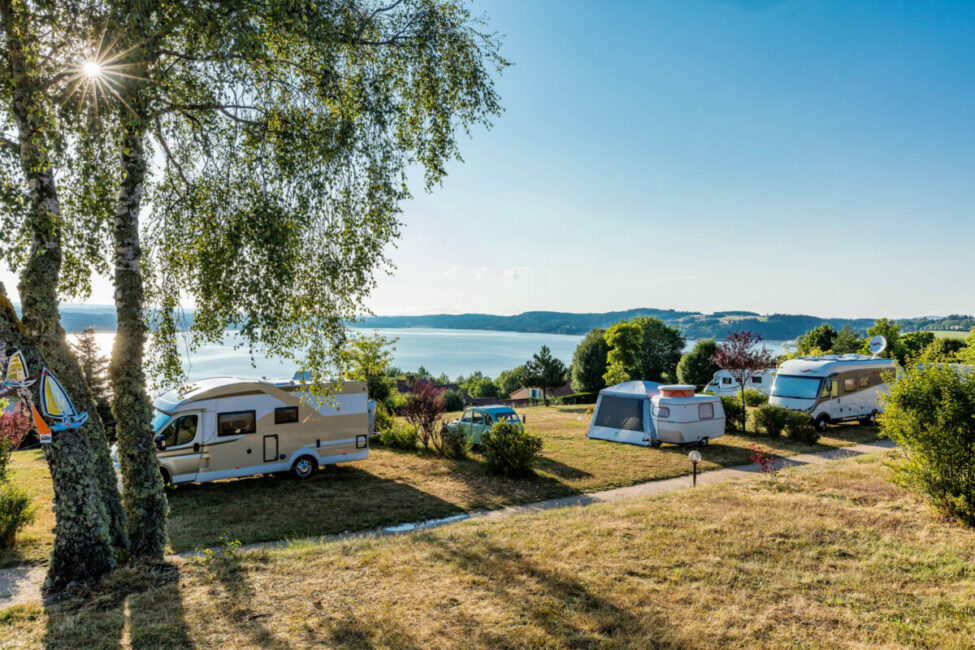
top-left (868, 335), bottom-right (887, 357)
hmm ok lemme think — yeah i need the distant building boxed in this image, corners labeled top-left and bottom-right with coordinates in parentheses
top-left (508, 382), bottom-right (574, 401)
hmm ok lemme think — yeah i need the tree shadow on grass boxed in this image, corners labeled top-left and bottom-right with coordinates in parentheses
top-left (427, 537), bottom-right (661, 647)
top-left (534, 456), bottom-right (594, 480)
top-left (41, 561), bottom-right (193, 649)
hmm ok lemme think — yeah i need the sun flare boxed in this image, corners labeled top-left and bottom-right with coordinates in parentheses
top-left (81, 61), bottom-right (102, 78)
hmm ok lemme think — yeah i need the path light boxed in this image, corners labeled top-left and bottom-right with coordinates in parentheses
top-left (689, 450), bottom-right (702, 487)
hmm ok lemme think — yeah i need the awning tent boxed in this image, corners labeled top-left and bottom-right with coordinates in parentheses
top-left (586, 380), bottom-right (662, 446)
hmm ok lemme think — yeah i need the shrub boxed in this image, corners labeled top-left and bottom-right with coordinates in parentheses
top-left (753, 405), bottom-right (789, 437)
top-left (743, 388), bottom-right (769, 407)
top-left (0, 484), bottom-right (35, 548)
top-left (784, 411), bottom-right (819, 444)
top-left (881, 363), bottom-right (975, 525)
top-left (403, 380), bottom-right (446, 450)
top-left (720, 396), bottom-right (745, 432)
top-left (481, 421), bottom-right (543, 478)
top-left (443, 389), bottom-right (466, 412)
top-left (441, 424), bottom-right (471, 459)
top-left (379, 422), bottom-right (419, 451)
top-left (553, 392), bottom-right (598, 405)
top-left (373, 403), bottom-right (394, 434)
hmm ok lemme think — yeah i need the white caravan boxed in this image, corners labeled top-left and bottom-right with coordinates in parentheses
top-left (705, 368), bottom-right (777, 396)
top-left (769, 355), bottom-right (898, 431)
top-left (149, 376), bottom-right (370, 485)
top-left (588, 382), bottom-right (725, 448)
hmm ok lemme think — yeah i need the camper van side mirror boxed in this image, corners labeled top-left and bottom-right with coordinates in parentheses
top-left (154, 434), bottom-right (166, 451)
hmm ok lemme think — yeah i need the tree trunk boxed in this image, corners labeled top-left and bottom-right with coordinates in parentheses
top-left (110, 122), bottom-right (168, 560)
top-left (739, 384), bottom-right (747, 433)
top-left (0, 0), bottom-right (126, 592)
top-left (0, 288), bottom-right (116, 593)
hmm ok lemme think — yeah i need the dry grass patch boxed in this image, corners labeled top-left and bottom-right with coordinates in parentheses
top-left (4, 453), bottom-right (973, 648)
top-left (3, 406), bottom-right (881, 562)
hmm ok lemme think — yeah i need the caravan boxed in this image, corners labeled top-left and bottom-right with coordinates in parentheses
top-left (769, 355), bottom-right (898, 431)
top-left (147, 376), bottom-right (370, 485)
top-left (705, 368), bottom-right (776, 396)
top-left (587, 382), bottom-right (725, 447)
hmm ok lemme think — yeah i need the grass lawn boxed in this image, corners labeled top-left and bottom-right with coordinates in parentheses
top-left (3, 452), bottom-right (973, 648)
top-left (2, 405), bottom-right (881, 567)
top-left (928, 330), bottom-right (969, 340)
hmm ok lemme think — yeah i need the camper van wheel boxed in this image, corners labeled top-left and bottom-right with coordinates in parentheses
top-left (159, 468), bottom-right (173, 490)
top-left (292, 455), bottom-right (318, 479)
top-left (859, 410), bottom-right (878, 426)
top-left (815, 415), bottom-right (830, 432)
top-left (699, 437), bottom-right (709, 448)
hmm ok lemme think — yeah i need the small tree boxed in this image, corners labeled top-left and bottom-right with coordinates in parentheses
top-left (69, 327), bottom-right (114, 439)
top-left (571, 328), bottom-right (609, 393)
top-left (677, 338), bottom-right (719, 388)
top-left (797, 323), bottom-right (837, 355)
top-left (832, 324), bottom-right (866, 354)
top-left (862, 318), bottom-right (907, 362)
top-left (402, 380), bottom-right (447, 452)
top-left (496, 366), bottom-right (527, 398)
top-left (632, 316), bottom-right (685, 382)
top-left (711, 330), bottom-right (774, 433)
top-left (340, 333), bottom-right (398, 409)
top-left (881, 362), bottom-right (975, 525)
top-left (522, 346), bottom-right (567, 405)
top-left (603, 322), bottom-right (641, 386)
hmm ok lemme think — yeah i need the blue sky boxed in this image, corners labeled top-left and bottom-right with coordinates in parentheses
top-left (4, 0), bottom-right (974, 319)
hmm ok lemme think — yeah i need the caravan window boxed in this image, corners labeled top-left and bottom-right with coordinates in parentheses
top-left (843, 378), bottom-right (857, 393)
top-left (698, 403), bottom-right (714, 419)
top-left (655, 406), bottom-right (671, 418)
top-left (163, 415), bottom-right (197, 448)
top-left (859, 375), bottom-right (870, 388)
top-left (218, 410), bottom-right (256, 436)
top-left (274, 407), bottom-right (299, 424)
top-left (594, 396), bottom-right (644, 432)
top-left (722, 377), bottom-right (733, 385)
top-left (751, 377), bottom-right (763, 384)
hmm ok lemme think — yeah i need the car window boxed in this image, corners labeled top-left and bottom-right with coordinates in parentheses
top-left (472, 411), bottom-right (484, 424)
top-left (461, 410), bottom-right (472, 423)
top-left (164, 415), bottom-right (198, 448)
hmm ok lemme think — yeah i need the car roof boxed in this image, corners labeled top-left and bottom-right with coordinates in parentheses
top-left (476, 405), bottom-right (516, 414)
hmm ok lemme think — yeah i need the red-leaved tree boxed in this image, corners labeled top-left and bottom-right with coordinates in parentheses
top-left (712, 330), bottom-right (775, 433)
top-left (402, 380), bottom-right (447, 451)
top-left (0, 401), bottom-right (33, 482)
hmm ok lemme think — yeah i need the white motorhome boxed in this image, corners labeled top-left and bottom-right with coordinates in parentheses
top-left (705, 368), bottom-right (777, 396)
top-left (149, 376), bottom-right (370, 485)
top-left (587, 382), bottom-right (725, 448)
top-left (769, 355), bottom-right (898, 431)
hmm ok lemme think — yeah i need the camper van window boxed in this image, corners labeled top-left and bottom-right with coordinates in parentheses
top-left (751, 377), bottom-right (762, 384)
top-left (843, 378), bottom-right (857, 393)
top-left (698, 403), bottom-right (714, 419)
top-left (274, 406), bottom-right (299, 424)
top-left (770, 375), bottom-right (823, 400)
top-left (722, 377), bottom-right (732, 385)
top-left (163, 415), bottom-right (198, 448)
top-left (218, 410), bottom-right (257, 436)
top-left (152, 410), bottom-right (171, 433)
top-left (594, 396), bottom-right (644, 432)
top-left (859, 375), bottom-right (870, 388)
top-left (655, 406), bottom-right (671, 418)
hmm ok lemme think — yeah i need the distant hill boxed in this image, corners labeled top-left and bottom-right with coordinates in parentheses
top-left (15, 304), bottom-right (975, 341)
top-left (359, 309), bottom-right (975, 341)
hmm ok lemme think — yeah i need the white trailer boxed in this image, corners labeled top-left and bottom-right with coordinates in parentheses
top-left (704, 368), bottom-right (777, 396)
top-left (145, 376), bottom-right (370, 485)
top-left (769, 355), bottom-right (898, 431)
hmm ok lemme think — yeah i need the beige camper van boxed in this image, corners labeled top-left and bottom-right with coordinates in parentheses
top-left (149, 376), bottom-right (369, 485)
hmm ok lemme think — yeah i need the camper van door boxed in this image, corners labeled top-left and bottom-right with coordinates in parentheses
top-left (158, 412), bottom-right (205, 482)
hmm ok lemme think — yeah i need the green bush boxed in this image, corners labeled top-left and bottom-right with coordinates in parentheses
top-left (720, 396), bottom-right (745, 432)
top-left (481, 421), bottom-right (543, 478)
top-left (743, 388), bottom-right (769, 407)
top-left (0, 484), bottom-right (35, 548)
top-left (553, 392), bottom-right (598, 405)
top-left (443, 389), bottom-right (466, 412)
top-left (373, 403), bottom-right (394, 434)
top-left (784, 411), bottom-right (819, 444)
top-left (440, 424), bottom-right (471, 459)
top-left (378, 422), bottom-right (419, 451)
top-left (386, 390), bottom-right (407, 414)
top-left (753, 405), bottom-right (790, 437)
top-left (881, 363), bottom-right (975, 525)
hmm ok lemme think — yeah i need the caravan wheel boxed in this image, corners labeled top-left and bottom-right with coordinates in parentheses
top-left (292, 455), bottom-right (318, 479)
top-left (699, 437), bottom-right (709, 448)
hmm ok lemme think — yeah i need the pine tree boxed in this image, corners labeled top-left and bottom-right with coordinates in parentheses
top-left (70, 327), bottom-right (114, 440)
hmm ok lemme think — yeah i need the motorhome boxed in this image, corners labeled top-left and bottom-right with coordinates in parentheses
top-left (705, 368), bottom-right (777, 396)
top-left (149, 376), bottom-right (370, 485)
top-left (768, 355), bottom-right (898, 431)
top-left (587, 382), bottom-right (725, 447)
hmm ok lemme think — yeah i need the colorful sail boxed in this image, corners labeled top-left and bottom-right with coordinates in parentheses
top-left (39, 369), bottom-right (88, 432)
top-left (5, 351), bottom-right (27, 382)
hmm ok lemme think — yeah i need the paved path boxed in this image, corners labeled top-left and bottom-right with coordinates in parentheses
top-left (0, 439), bottom-right (895, 607)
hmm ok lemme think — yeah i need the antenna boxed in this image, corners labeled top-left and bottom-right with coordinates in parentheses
top-left (868, 335), bottom-right (887, 357)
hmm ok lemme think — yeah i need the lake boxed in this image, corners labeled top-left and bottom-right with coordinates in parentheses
top-left (72, 328), bottom-right (788, 382)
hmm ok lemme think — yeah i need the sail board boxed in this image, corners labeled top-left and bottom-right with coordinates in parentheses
top-left (5, 351), bottom-right (27, 382)
top-left (39, 369), bottom-right (88, 432)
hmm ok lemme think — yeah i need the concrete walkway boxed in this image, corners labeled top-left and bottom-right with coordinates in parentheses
top-left (0, 439), bottom-right (895, 608)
